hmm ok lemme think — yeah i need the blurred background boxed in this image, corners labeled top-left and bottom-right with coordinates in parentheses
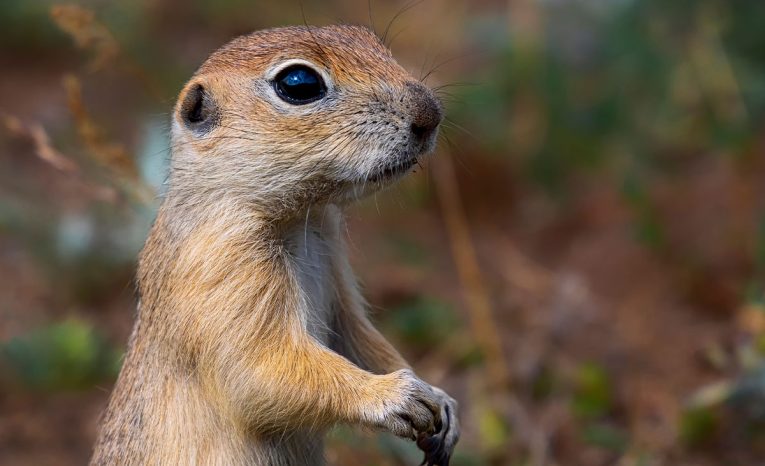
top-left (1, 0), bottom-right (764, 465)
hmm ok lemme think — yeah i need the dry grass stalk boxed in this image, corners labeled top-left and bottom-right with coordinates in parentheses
top-left (50, 4), bottom-right (119, 72)
top-left (432, 150), bottom-right (511, 391)
top-left (62, 74), bottom-right (138, 179)
top-left (61, 74), bottom-right (154, 205)
top-left (50, 4), bottom-right (165, 101)
top-left (1, 113), bottom-right (78, 173)
top-left (1, 113), bottom-right (118, 202)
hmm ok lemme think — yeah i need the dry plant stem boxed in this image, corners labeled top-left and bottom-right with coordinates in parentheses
top-left (50, 5), bottom-right (164, 101)
top-left (62, 74), bottom-right (155, 205)
top-left (433, 151), bottom-right (510, 391)
top-left (1, 113), bottom-right (118, 202)
top-left (1, 114), bottom-right (78, 173)
top-left (62, 75), bottom-right (137, 178)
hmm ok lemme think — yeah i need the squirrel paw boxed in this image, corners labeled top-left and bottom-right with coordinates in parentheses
top-left (416, 386), bottom-right (459, 466)
top-left (371, 369), bottom-right (442, 440)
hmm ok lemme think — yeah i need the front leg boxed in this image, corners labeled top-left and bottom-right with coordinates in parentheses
top-left (221, 334), bottom-right (443, 441)
top-left (330, 254), bottom-right (460, 464)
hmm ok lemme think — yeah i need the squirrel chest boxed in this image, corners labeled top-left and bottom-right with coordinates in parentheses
top-left (285, 225), bottom-right (336, 344)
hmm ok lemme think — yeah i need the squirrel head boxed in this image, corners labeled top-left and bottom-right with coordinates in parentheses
top-left (170, 25), bottom-right (442, 218)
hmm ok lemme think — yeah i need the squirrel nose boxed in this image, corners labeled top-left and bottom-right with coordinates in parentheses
top-left (406, 82), bottom-right (442, 139)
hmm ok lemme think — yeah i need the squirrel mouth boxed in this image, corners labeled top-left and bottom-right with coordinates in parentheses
top-left (367, 157), bottom-right (418, 183)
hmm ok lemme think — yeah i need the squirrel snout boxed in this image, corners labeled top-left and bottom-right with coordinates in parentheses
top-left (406, 82), bottom-right (443, 140)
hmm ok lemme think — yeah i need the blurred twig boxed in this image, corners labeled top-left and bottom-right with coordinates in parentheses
top-left (63, 74), bottom-right (137, 179)
top-left (1, 114), bottom-right (78, 173)
top-left (62, 74), bottom-right (154, 205)
top-left (50, 4), bottom-right (165, 101)
top-left (1, 78), bottom-right (154, 206)
top-left (48, 4), bottom-right (165, 206)
top-left (432, 150), bottom-right (510, 391)
top-left (0, 113), bottom-right (117, 203)
top-left (50, 4), bottom-right (119, 72)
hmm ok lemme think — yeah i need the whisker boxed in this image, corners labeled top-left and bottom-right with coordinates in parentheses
top-left (421, 52), bottom-right (477, 83)
top-left (382, 0), bottom-right (426, 47)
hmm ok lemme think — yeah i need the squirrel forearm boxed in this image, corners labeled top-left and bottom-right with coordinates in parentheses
top-left (216, 334), bottom-right (402, 432)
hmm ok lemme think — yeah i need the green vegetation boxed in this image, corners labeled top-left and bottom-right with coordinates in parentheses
top-left (2, 319), bottom-right (121, 391)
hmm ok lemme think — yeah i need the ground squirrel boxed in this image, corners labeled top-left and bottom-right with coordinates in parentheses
top-left (91, 25), bottom-right (459, 466)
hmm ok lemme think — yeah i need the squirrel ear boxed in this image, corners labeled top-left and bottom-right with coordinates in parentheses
top-left (180, 83), bottom-right (218, 133)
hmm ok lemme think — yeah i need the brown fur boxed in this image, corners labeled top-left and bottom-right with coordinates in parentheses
top-left (91, 25), bottom-right (458, 465)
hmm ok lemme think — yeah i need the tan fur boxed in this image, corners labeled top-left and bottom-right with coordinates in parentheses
top-left (91, 25), bottom-right (458, 466)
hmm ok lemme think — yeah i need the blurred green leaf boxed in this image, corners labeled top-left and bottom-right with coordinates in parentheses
top-left (386, 234), bottom-right (430, 266)
top-left (531, 364), bottom-right (557, 401)
top-left (621, 171), bottom-right (665, 250)
top-left (385, 297), bottom-right (459, 349)
top-left (455, 343), bottom-right (485, 369)
top-left (680, 406), bottom-right (719, 447)
top-left (478, 407), bottom-right (511, 452)
top-left (581, 423), bottom-right (629, 453)
top-left (1, 319), bottom-right (122, 391)
top-left (572, 362), bottom-right (613, 419)
top-left (0, 0), bottom-right (64, 48)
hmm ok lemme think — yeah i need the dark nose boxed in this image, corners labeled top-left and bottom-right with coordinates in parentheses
top-left (406, 82), bottom-right (443, 139)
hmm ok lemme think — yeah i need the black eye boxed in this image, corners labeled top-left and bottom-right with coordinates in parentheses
top-left (273, 65), bottom-right (327, 105)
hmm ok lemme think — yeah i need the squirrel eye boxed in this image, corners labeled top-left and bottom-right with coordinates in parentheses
top-left (273, 65), bottom-right (326, 105)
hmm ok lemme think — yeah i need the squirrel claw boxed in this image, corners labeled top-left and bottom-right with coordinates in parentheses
top-left (417, 432), bottom-right (450, 466)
